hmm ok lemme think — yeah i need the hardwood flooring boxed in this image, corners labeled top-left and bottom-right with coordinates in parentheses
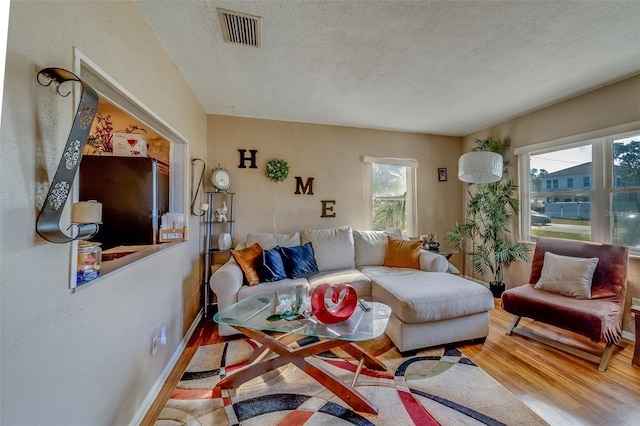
top-left (462, 301), bottom-right (640, 425)
top-left (142, 302), bottom-right (640, 425)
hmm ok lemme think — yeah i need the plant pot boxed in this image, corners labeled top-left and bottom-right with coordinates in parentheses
top-left (490, 281), bottom-right (506, 298)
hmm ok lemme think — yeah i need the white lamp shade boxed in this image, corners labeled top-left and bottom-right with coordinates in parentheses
top-left (458, 152), bottom-right (503, 183)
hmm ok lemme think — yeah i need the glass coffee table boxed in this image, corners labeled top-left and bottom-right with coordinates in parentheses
top-left (213, 294), bottom-right (391, 414)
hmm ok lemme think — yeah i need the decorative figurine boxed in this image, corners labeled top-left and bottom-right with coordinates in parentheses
top-left (311, 283), bottom-right (358, 324)
top-left (426, 233), bottom-right (440, 251)
top-left (215, 201), bottom-right (228, 222)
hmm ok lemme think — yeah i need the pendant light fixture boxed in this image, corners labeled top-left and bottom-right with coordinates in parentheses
top-left (458, 151), bottom-right (503, 184)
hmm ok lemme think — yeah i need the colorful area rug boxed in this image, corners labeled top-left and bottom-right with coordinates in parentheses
top-left (156, 335), bottom-right (547, 425)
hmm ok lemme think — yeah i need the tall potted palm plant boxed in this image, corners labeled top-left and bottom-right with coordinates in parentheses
top-left (446, 137), bottom-right (530, 297)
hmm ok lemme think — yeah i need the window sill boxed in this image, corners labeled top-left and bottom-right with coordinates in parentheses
top-left (518, 240), bottom-right (640, 260)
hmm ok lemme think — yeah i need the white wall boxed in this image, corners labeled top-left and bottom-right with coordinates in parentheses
top-left (0, 1), bottom-right (207, 424)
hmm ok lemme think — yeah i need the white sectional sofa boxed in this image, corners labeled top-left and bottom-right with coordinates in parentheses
top-left (210, 225), bottom-right (494, 352)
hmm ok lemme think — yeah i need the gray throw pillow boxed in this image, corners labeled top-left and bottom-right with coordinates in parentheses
top-left (534, 251), bottom-right (599, 299)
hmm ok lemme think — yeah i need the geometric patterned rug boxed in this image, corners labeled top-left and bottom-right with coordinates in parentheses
top-left (155, 334), bottom-right (548, 425)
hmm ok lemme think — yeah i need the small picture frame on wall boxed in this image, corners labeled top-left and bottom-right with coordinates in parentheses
top-left (438, 168), bottom-right (447, 182)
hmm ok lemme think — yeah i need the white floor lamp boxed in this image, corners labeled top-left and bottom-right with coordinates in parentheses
top-left (457, 151), bottom-right (503, 277)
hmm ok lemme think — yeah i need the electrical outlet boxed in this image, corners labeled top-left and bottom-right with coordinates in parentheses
top-left (151, 332), bottom-right (160, 355)
top-left (151, 325), bottom-right (167, 355)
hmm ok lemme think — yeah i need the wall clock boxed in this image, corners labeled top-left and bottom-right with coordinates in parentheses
top-left (210, 165), bottom-right (231, 192)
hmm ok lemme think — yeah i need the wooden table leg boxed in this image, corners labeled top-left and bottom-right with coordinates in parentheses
top-left (216, 325), bottom-right (382, 414)
top-left (217, 328), bottom-right (345, 388)
top-left (341, 342), bottom-right (387, 371)
top-left (245, 330), bottom-right (306, 364)
top-left (290, 353), bottom-right (379, 414)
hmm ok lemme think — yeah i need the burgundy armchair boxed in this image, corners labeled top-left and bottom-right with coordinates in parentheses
top-left (501, 237), bottom-right (628, 372)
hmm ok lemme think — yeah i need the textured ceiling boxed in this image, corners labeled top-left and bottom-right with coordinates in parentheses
top-left (135, 1), bottom-right (640, 136)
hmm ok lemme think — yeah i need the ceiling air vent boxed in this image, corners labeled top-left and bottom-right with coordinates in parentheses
top-left (218, 8), bottom-right (261, 48)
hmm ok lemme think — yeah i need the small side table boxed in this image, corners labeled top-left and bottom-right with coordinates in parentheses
top-left (421, 248), bottom-right (457, 260)
top-left (632, 306), bottom-right (640, 367)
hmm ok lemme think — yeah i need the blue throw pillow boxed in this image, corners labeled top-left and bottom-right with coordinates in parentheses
top-left (278, 242), bottom-right (319, 279)
top-left (261, 247), bottom-right (287, 282)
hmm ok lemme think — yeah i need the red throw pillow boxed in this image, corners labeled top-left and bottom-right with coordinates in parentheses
top-left (383, 237), bottom-right (421, 269)
top-left (231, 243), bottom-right (263, 286)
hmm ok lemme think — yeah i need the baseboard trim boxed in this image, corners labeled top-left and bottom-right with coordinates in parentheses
top-left (129, 309), bottom-right (204, 426)
top-left (622, 330), bottom-right (635, 343)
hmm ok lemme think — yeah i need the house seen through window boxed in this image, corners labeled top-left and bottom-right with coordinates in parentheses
top-left (523, 130), bottom-right (640, 255)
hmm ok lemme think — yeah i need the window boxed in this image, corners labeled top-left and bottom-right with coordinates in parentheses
top-left (611, 135), bottom-right (640, 248)
top-left (552, 179), bottom-right (559, 189)
top-left (518, 127), bottom-right (640, 255)
top-left (363, 157), bottom-right (417, 236)
top-left (71, 49), bottom-right (188, 291)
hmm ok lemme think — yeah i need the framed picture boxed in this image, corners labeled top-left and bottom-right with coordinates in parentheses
top-left (438, 168), bottom-right (447, 182)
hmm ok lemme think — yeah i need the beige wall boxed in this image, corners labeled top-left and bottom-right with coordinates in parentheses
top-left (206, 115), bottom-right (463, 252)
top-left (1, 1), bottom-right (206, 424)
top-left (464, 74), bottom-right (640, 334)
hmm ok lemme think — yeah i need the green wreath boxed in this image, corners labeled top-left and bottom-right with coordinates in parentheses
top-left (265, 158), bottom-right (289, 182)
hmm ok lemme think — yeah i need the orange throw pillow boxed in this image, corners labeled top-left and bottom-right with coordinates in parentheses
top-left (231, 243), bottom-right (263, 286)
top-left (383, 237), bottom-right (421, 269)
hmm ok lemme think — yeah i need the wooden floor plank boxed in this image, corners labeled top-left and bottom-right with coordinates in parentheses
top-left (143, 302), bottom-right (640, 425)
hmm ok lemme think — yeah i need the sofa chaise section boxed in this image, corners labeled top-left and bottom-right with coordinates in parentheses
top-left (363, 266), bottom-right (494, 351)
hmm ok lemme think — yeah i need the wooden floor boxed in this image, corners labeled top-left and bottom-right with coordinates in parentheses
top-left (142, 302), bottom-right (640, 425)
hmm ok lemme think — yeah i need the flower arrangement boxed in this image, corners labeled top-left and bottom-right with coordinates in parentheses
top-left (91, 112), bottom-right (114, 152)
top-left (265, 158), bottom-right (289, 182)
top-left (267, 294), bottom-right (312, 321)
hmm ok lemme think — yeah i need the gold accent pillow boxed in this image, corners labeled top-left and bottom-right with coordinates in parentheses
top-left (383, 237), bottom-right (421, 269)
top-left (231, 243), bottom-right (263, 286)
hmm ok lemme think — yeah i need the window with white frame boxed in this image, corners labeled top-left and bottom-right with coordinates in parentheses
top-left (363, 156), bottom-right (417, 236)
top-left (518, 127), bottom-right (640, 256)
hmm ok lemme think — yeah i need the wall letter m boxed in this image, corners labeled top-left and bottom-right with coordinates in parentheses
top-left (295, 177), bottom-right (314, 195)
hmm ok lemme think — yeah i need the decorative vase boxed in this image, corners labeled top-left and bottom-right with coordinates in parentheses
top-left (218, 233), bottom-right (231, 250)
top-left (311, 283), bottom-right (358, 324)
top-left (490, 281), bottom-right (506, 298)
